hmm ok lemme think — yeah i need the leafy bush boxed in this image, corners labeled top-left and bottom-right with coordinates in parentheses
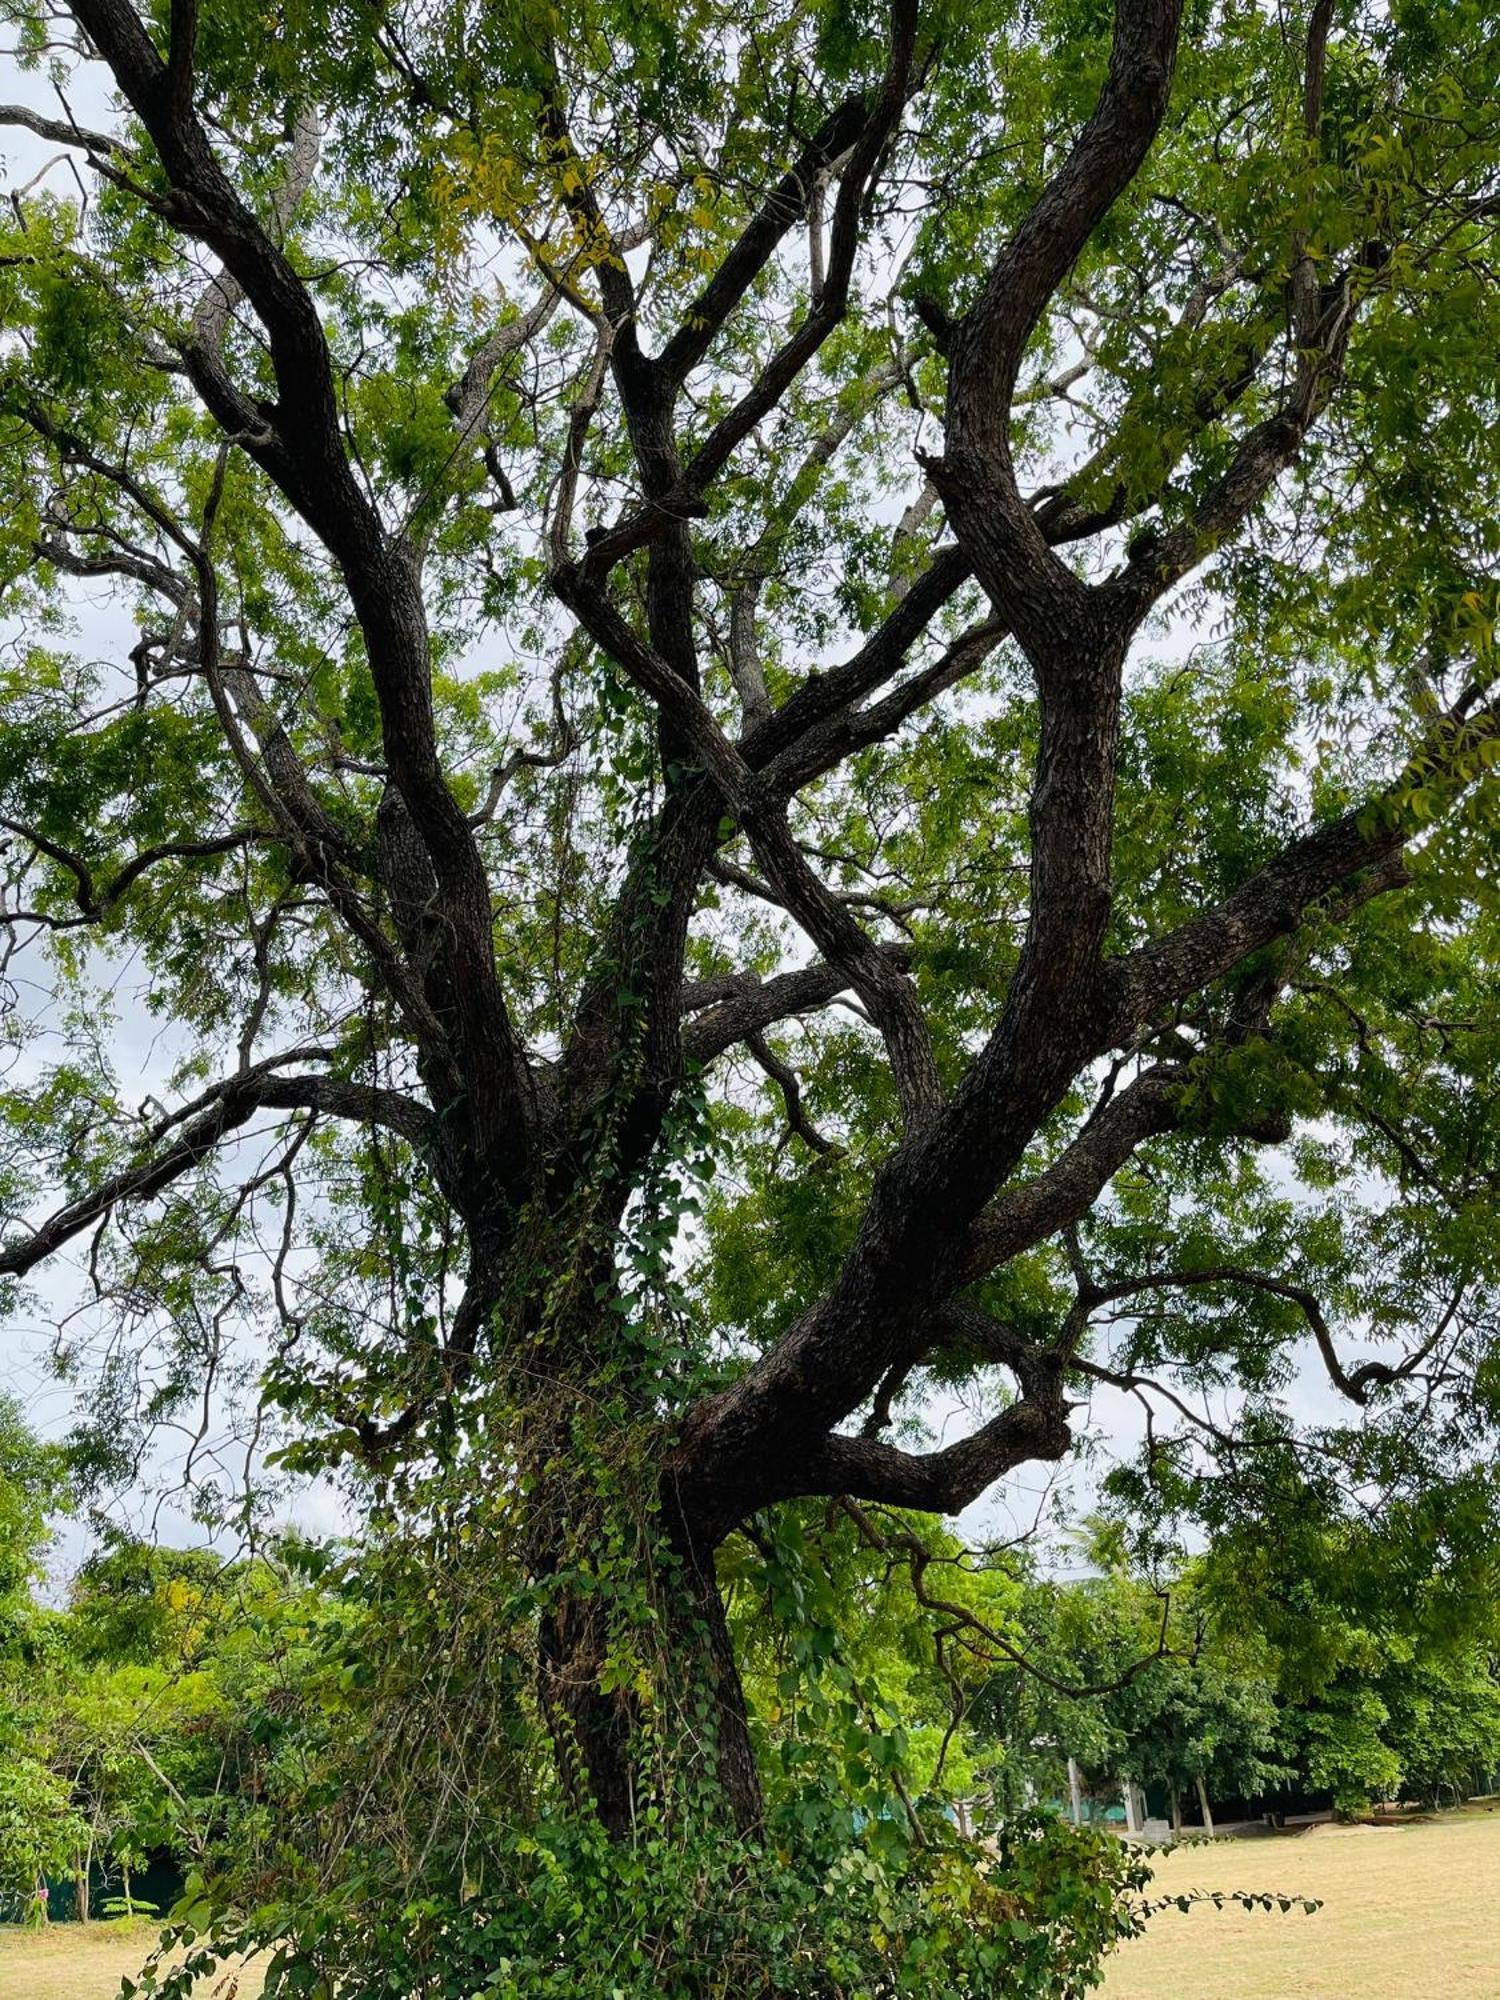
top-left (145, 1801), bottom-right (1147, 2000)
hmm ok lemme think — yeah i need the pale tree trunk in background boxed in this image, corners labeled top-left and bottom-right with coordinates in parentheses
top-left (1194, 1772), bottom-right (1216, 1837)
top-left (1067, 1755), bottom-right (1084, 1825)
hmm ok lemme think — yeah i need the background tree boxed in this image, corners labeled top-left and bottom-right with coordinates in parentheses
top-left (3, 0), bottom-right (1500, 1989)
top-left (45, 1541), bottom-right (267, 1918)
top-left (0, 1392), bottom-right (64, 1622)
top-left (0, 1413), bottom-right (272, 1923)
top-left (0, 1395), bottom-right (78, 1919)
top-left (976, 1525), bottom-right (1500, 1830)
top-left (973, 1557), bottom-right (1286, 1834)
top-left (1201, 1502), bottom-right (1500, 1817)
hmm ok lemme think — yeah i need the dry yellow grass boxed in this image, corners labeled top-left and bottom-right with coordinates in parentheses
top-left (1102, 1805), bottom-right (1500, 1999)
top-left (0, 1921), bottom-right (264, 2000)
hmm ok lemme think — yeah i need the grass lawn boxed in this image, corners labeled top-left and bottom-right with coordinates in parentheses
top-left (5, 1812), bottom-right (1498, 1999)
top-left (0, 1921), bottom-right (264, 2000)
top-left (1102, 1803), bottom-right (1500, 1998)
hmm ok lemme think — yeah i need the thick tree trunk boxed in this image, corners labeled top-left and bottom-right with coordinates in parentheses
top-left (535, 1501), bottom-right (762, 1838)
top-left (505, 1234), bottom-right (764, 1839)
top-left (532, 1424), bottom-right (764, 1840)
top-left (1194, 1771), bottom-right (1216, 1837)
top-left (677, 1534), bottom-right (763, 1834)
top-left (538, 1587), bottom-right (641, 1837)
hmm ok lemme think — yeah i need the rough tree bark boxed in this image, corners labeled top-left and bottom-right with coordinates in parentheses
top-left (535, 1477), bottom-right (764, 1834)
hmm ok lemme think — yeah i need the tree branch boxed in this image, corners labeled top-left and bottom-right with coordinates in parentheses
top-left (655, 93), bottom-right (876, 391)
top-left (778, 1388), bottom-right (1070, 1513)
top-left (681, 950), bottom-right (911, 1064)
top-left (67, 0), bottom-right (538, 1184)
top-left (0, 818), bottom-right (267, 927)
top-left (1107, 711), bottom-right (1493, 1041)
top-left (1079, 1262), bottom-right (1452, 1407)
top-left (678, 0), bottom-right (919, 494)
top-left (746, 1031), bottom-right (839, 1155)
top-left (0, 1059), bottom-right (433, 1280)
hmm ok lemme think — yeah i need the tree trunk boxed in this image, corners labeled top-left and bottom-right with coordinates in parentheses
top-left (1067, 1754), bottom-right (1084, 1825)
top-left (536, 1507), bottom-right (762, 1838)
top-left (681, 1541), bottom-right (763, 1833)
top-left (1194, 1771), bottom-right (1216, 1838)
top-left (1169, 1779), bottom-right (1182, 1840)
top-left (75, 1858), bottom-right (89, 1924)
top-left (509, 1230), bottom-right (767, 1844)
top-left (538, 1585), bottom-right (642, 1837)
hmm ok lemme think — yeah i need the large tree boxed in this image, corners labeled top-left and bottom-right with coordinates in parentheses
top-left (3, 0), bottom-right (1500, 1917)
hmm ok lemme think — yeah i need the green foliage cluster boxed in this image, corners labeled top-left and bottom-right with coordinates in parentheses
top-left (5, 1394), bottom-right (1500, 1990)
top-left (0, 1394), bottom-right (1144, 1995)
top-left (979, 1524), bottom-right (1500, 1825)
top-left (0, 1419), bottom-right (281, 1921)
top-left (0, 1395), bottom-right (81, 1911)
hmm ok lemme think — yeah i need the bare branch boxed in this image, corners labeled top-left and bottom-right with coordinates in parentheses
top-left (957, 1063), bottom-right (1187, 1282)
top-left (446, 284), bottom-right (565, 438)
top-left (839, 1500), bottom-right (1174, 1698)
top-left (746, 1031), bottom-right (839, 1155)
top-left (678, 0), bottom-right (919, 491)
top-left (954, 0), bottom-right (1184, 436)
top-left (191, 101), bottom-right (323, 372)
top-left (554, 566), bottom-right (940, 1120)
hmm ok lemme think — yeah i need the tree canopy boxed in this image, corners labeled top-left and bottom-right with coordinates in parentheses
top-left (3, 0), bottom-right (1500, 1990)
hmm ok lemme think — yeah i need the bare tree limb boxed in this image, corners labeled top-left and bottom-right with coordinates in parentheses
top-left (746, 1031), bottom-right (839, 1155)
